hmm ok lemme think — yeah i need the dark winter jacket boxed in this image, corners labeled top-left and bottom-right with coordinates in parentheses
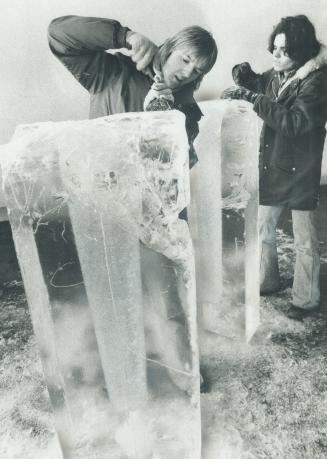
top-left (48, 15), bottom-right (203, 167)
top-left (238, 66), bottom-right (327, 210)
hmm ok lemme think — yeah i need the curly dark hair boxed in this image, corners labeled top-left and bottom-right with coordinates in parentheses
top-left (268, 15), bottom-right (320, 67)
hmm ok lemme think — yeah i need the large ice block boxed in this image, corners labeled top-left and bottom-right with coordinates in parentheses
top-left (0, 111), bottom-right (201, 458)
top-left (190, 100), bottom-right (260, 341)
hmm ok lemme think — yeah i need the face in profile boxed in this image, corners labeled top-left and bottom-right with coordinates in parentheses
top-left (272, 33), bottom-right (297, 72)
top-left (161, 47), bottom-right (204, 90)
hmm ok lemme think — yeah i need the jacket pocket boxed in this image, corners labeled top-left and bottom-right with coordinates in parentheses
top-left (274, 153), bottom-right (295, 174)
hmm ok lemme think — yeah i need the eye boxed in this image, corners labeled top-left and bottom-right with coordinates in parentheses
top-left (183, 58), bottom-right (190, 63)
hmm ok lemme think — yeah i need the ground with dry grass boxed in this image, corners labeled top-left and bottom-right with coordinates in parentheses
top-left (200, 189), bottom-right (327, 458)
top-left (1, 189), bottom-right (327, 458)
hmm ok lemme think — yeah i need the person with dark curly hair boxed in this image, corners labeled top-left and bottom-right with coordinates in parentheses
top-left (222, 15), bottom-right (327, 321)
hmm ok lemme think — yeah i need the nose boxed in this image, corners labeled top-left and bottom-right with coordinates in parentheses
top-left (182, 62), bottom-right (195, 79)
top-left (273, 49), bottom-right (281, 59)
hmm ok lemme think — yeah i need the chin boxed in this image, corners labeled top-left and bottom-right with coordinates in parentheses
top-left (168, 82), bottom-right (179, 91)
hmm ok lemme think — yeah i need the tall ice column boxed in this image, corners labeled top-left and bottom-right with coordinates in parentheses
top-left (190, 100), bottom-right (260, 341)
top-left (0, 111), bottom-right (201, 458)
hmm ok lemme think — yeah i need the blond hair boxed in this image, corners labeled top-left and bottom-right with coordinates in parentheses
top-left (154, 26), bottom-right (218, 89)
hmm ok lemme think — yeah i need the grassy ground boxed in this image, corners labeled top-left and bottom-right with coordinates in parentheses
top-left (200, 225), bottom-right (327, 458)
top-left (1, 189), bottom-right (327, 458)
top-left (200, 187), bottom-right (327, 458)
top-left (0, 282), bottom-right (61, 458)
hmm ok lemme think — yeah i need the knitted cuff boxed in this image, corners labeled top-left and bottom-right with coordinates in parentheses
top-left (247, 90), bottom-right (260, 104)
top-left (145, 98), bottom-right (174, 112)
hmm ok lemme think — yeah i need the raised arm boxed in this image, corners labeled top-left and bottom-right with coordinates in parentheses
top-left (232, 62), bottom-right (273, 93)
top-left (48, 15), bottom-right (157, 92)
top-left (253, 72), bottom-right (327, 137)
top-left (48, 16), bottom-right (130, 92)
top-left (222, 69), bottom-right (327, 137)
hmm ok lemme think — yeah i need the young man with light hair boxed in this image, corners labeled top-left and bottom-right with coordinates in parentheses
top-left (48, 15), bottom-right (218, 168)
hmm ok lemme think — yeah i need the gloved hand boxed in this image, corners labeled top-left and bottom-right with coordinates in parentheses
top-left (232, 62), bottom-right (262, 92)
top-left (221, 85), bottom-right (259, 104)
top-left (232, 62), bottom-right (256, 84)
top-left (144, 74), bottom-right (175, 111)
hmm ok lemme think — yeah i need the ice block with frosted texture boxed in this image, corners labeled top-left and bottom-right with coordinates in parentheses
top-left (0, 111), bottom-right (201, 458)
top-left (190, 100), bottom-right (260, 341)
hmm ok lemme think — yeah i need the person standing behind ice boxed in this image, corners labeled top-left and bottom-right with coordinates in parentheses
top-left (48, 15), bottom-right (218, 169)
top-left (222, 15), bottom-right (327, 321)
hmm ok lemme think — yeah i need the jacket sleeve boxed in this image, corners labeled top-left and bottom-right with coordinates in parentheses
top-left (253, 72), bottom-right (327, 138)
top-left (48, 16), bottom-right (130, 92)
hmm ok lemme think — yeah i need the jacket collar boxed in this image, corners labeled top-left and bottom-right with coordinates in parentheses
top-left (271, 70), bottom-right (300, 100)
top-left (174, 85), bottom-right (203, 119)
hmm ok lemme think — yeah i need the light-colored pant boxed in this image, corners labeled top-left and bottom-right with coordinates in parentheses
top-left (259, 205), bottom-right (320, 309)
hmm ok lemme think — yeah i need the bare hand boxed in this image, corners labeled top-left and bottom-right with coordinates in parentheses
top-left (126, 31), bottom-right (158, 72)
